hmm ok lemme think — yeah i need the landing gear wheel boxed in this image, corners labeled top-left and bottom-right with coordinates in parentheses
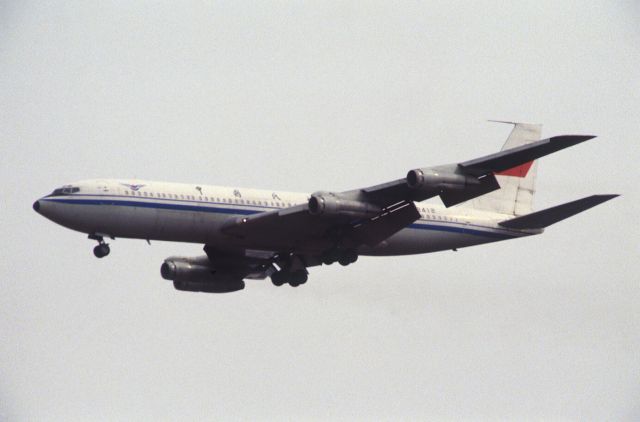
top-left (287, 270), bottom-right (307, 286)
top-left (271, 272), bottom-right (286, 287)
top-left (93, 243), bottom-right (110, 258)
top-left (338, 250), bottom-right (358, 266)
top-left (322, 250), bottom-right (339, 266)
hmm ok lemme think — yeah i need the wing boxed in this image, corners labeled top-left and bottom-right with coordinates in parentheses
top-left (220, 134), bottom-right (596, 253)
top-left (356, 135), bottom-right (595, 207)
top-left (221, 200), bottom-right (420, 253)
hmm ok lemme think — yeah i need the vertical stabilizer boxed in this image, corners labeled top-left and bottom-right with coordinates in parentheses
top-left (465, 122), bottom-right (542, 216)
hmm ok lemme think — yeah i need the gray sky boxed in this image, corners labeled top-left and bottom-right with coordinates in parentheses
top-left (2, 1), bottom-right (639, 420)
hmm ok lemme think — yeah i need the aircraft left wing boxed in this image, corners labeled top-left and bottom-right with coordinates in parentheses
top-left (221, 200), bottom-right (420, 253)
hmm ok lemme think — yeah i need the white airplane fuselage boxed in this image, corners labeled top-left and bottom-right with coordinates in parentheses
top-left (34, 179), bottom-right (534, 257)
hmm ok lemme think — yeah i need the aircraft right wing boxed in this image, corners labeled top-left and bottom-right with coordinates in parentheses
top-left (221, 134), bottom-right (597, 254)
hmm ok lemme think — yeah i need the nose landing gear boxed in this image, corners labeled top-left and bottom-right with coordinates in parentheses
top-left (89, 234), bottom-right (111, 258)
top-left (93, 243), bottom-right (110, 258)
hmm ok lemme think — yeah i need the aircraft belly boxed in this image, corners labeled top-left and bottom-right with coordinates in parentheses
top-left (358, 225), bottom-right (508, 256)
top-left (152, 208), bottom-right (226, 243)
top-left (42, 200), bottom-right (226, 243)
top-left (104, 206), bottom-right (227, 244)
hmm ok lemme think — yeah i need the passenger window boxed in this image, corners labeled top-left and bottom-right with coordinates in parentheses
top-left (125, 191), bottom-right (129, 195)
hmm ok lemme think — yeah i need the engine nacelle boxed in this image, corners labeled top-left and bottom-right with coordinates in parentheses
top-left (406, 168), bottom-right (479, 192)
top-left (308, 192), bottom-right (381, 218)
top-left (161, 257), bottom-right (245, 293)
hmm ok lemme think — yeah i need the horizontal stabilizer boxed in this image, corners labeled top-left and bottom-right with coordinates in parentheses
top-left (459, 135), bottom-right (596, 177)
top-left (498, 195), bottom-right (618, 229)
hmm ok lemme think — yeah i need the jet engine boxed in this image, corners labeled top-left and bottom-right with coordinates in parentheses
top-left (160, 257), bottom-right (245, 293)
top-left (308, 192), bottom-right (381, 218)
top-left (406, 167), bottom-right (479, 192)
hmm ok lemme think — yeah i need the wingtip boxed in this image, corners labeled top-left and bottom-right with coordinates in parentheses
top-left (589, 194), bottom-right (620, 203)
top-left (487, 119), bottom-right (516, 125)
top-left (551, 134), bottom-right (597, 143)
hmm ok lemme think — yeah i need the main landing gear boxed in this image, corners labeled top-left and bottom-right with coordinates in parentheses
top-left (270, 254), bottom-right (309, 287)
top-left (89, 234), bottom-right (110, 258)
top-left (271, 270), bottom-right (308, 287)
top-left (321, 249), bottom-right (358, 266)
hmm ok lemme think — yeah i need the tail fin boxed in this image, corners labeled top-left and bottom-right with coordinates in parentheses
top-left (465, 121), bottom-right (541, 215)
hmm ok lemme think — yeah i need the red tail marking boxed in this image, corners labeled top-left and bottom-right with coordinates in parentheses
top-left (496, 161), bottom-right (534, 177)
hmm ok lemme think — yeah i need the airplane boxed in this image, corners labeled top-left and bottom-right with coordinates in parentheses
top-left (33, 122), bottom-right (617, 293)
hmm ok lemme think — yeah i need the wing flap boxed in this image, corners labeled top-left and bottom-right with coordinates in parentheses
top-left (351, 201), bottom-right (420, 246)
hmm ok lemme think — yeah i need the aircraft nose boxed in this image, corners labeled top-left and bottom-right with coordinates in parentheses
top-left (33, 200), bottom-right (41, 213)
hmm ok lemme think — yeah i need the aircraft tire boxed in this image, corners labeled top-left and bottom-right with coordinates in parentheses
top-left (93, 244), bottom-right (110, 258)
top-left (271, 272), bottom-right (286, 287)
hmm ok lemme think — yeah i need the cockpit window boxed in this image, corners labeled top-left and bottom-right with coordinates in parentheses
top-left (49, 186), bottom-right (80, 196)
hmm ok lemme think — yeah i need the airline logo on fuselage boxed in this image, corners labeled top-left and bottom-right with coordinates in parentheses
top-left (121, 183), bottom-right (146, 191)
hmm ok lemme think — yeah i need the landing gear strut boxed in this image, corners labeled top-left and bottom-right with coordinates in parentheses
top-left (89, 234), bottom-right (110, 258)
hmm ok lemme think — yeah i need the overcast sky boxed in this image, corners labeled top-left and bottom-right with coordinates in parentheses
top-left (1, 1), bottom-right (639, 420)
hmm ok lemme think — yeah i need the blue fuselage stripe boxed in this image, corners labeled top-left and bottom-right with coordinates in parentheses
top-left (43, 197), bottom-right (258, 215)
